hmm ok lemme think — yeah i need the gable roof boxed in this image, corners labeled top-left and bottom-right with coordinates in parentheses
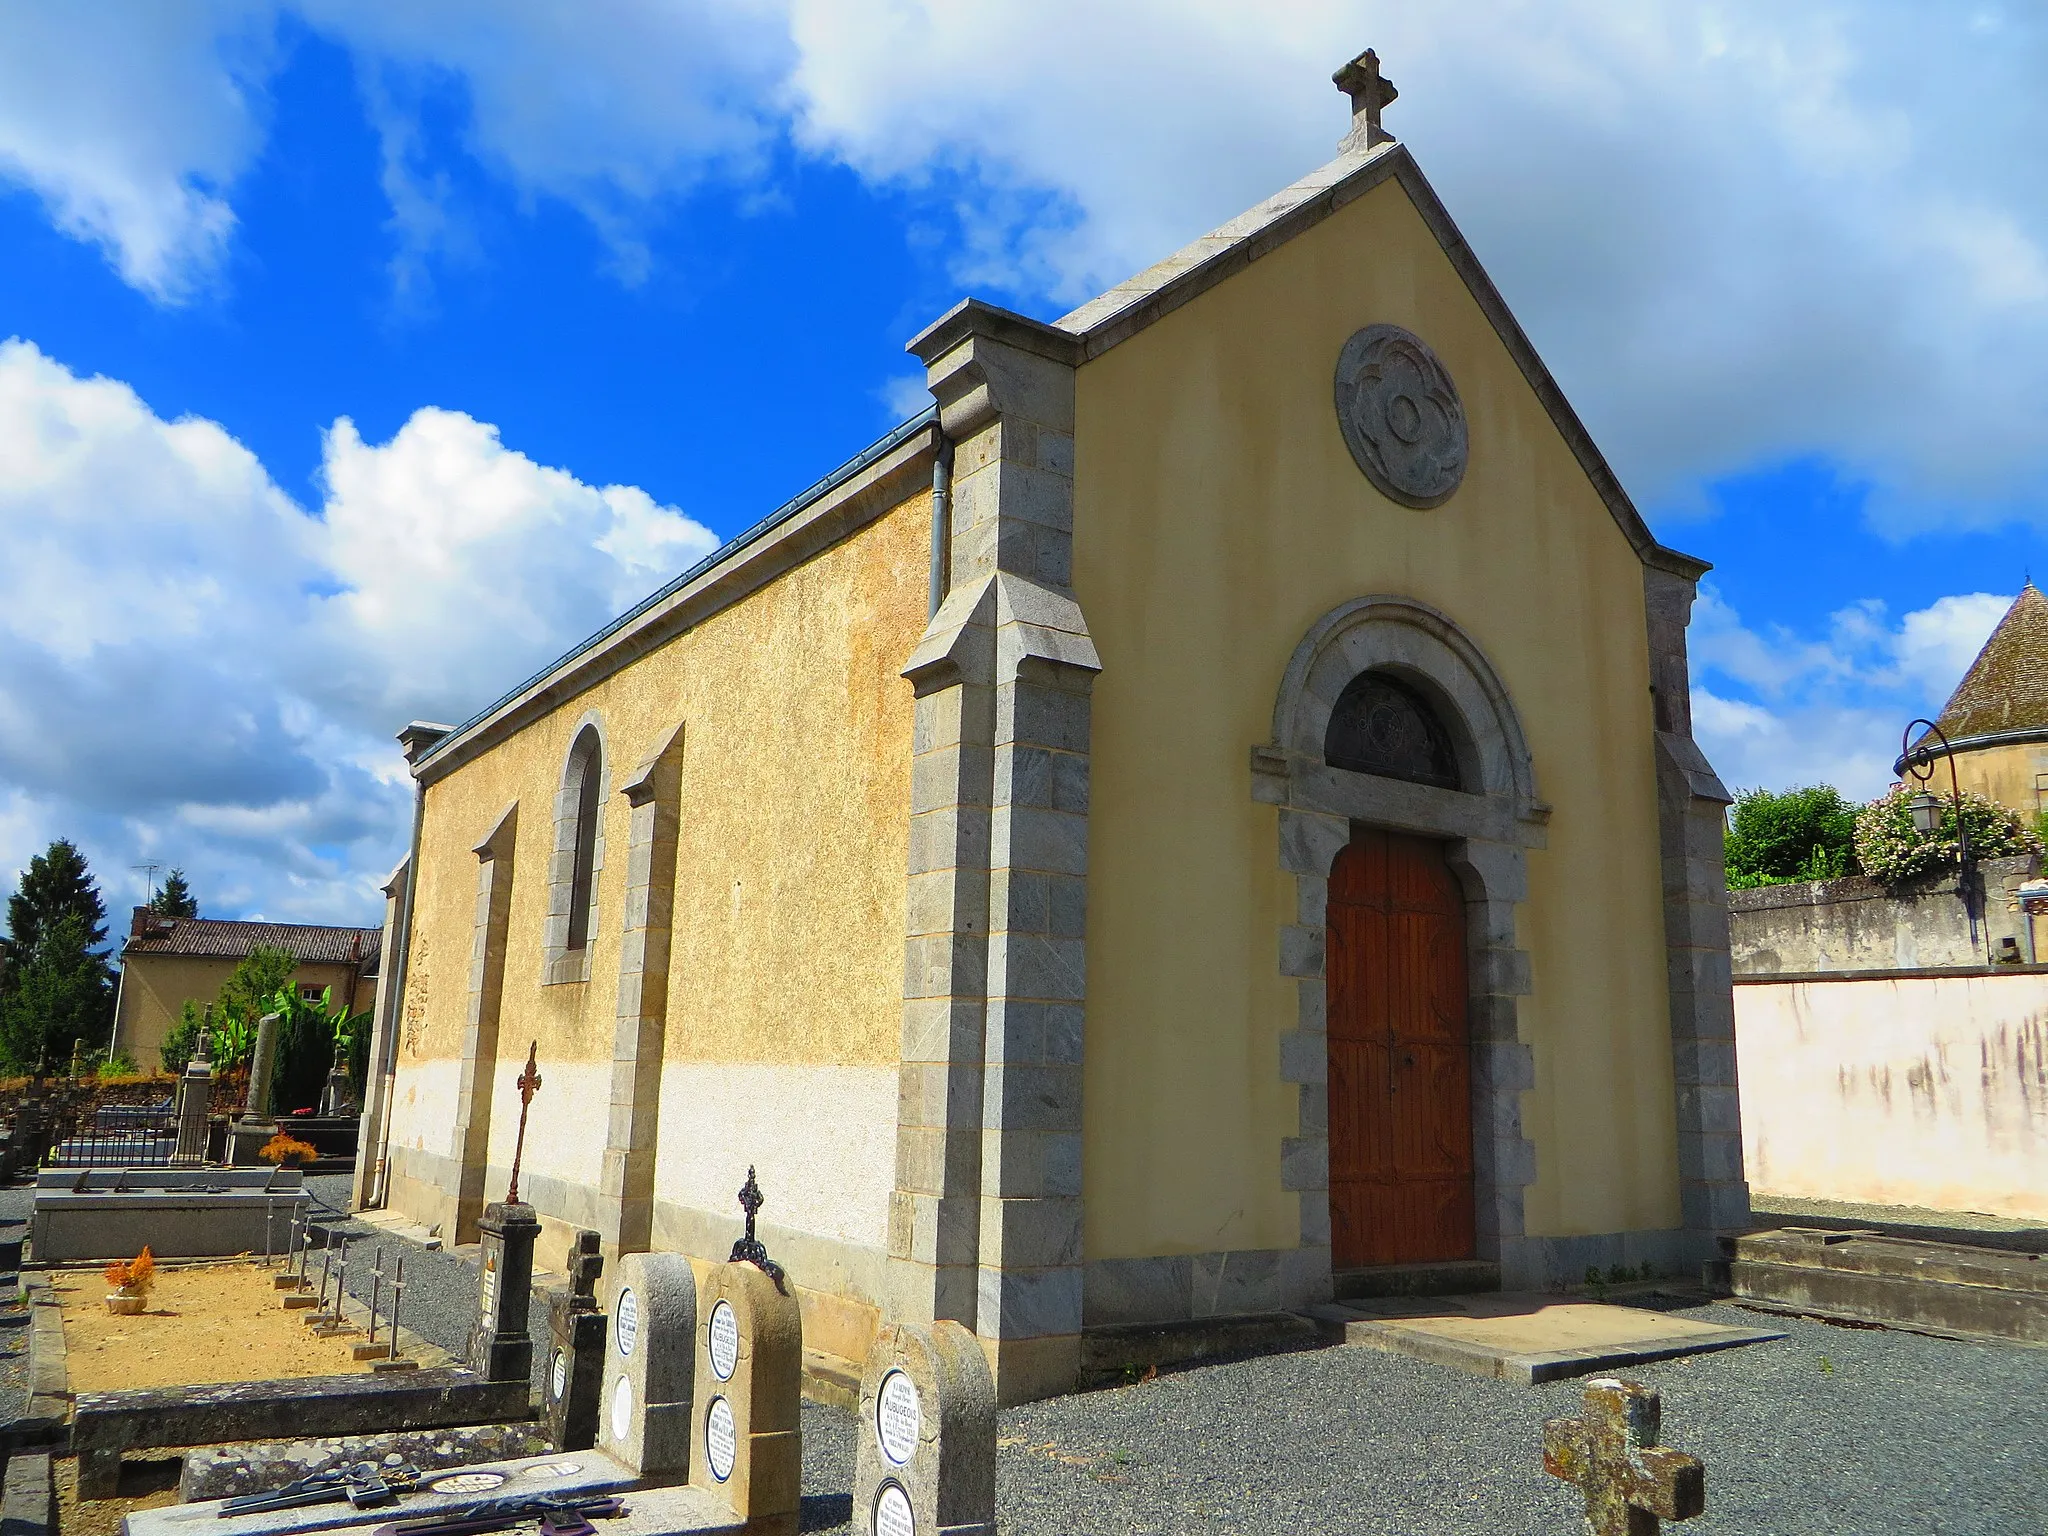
top-left (123, 912), bottom-right (381, 971)
top-left (1921, 583), bottom-right (2048, 746)
top-left (406, 129), bottom-right (1705, 783)
top-left (1053, 139), bottom-right (1706, 581)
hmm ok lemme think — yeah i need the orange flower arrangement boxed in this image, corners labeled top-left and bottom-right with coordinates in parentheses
top-left (259, 1130), bottom-right (319, 1166)
top-left (104, 1246), bottom-right (156, 1300)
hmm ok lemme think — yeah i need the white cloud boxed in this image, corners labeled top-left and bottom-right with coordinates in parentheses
top-left (0, 339), bottom-right (716, 923)
top-left (3, 4), bottom-right (2045, 529)
top-left (1690, 585), bottom-right (2013, 801)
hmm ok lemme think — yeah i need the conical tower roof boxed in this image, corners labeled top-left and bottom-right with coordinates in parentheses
top-left (1921, 583), bottom-right (2048, 745)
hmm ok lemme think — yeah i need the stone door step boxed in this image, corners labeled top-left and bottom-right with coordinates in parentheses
top-left (1333, 1259), bottom-right (1501, 1300)
top-left (1308, 1291), bottom-right (1783, 1384)
top-left (1731, 1227), bottom-right (2048, 1347)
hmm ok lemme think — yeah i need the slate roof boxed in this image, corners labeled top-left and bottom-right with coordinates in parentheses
top-left (122, 914), bottom-right (381, 970)
top-left (1922, 583), bottom-right (2048, 745)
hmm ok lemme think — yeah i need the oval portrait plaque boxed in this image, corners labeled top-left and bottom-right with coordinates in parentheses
top-left (610, 1376), bottom-right (633, 1443)
top-left (430, 1473), bottom-right (506, 1496)
top-left (876, 1369), bottom-right (921, 1467)
top-left (705, 1396), bottom-right (738, 1482)
top-left (1333, 323), bottom-right (1468, 508)
top-left (707, 1299), bottom-right (740, 1382)
top-left (874, 1480), bottom-right (916, 1536)
top-left (615, 1288), bottom-right (639, 1357)
top-left (549, 1346), bottom-right (568, 1403)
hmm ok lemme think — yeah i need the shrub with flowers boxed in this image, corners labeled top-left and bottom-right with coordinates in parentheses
top-left (1853, 784), bottom-right (2039, 887)
top-left (104, 1245), bottom-right (155, 1301)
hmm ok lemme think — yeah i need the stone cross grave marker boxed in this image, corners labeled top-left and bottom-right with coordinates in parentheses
top-left (596, 1249), bottom-right (697, 1476)
top-left (543, 1228), bottom-right (608, 1451)
top-left (690, 1170), bottom-right (802, 1535)
top-left (1543, 1377), bottom-right (1704, 1536)
top-left (854, 1319), bottom-right (996, 1536)
top-left (174, 1026), bottom-right (213, 1163)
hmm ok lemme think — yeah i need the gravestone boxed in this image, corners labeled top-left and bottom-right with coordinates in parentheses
top-left (1543, 1377), bottom-right (1704, 1535)
top-left (320, 1045), bottom-right (357, 1116)
top-left (596, 1250), bottom-right (697, 1477)
top-left (690, 1170), bottom-right (802, 1535)
top-left (543, 1229), bottom-right (608, 1452)
top-left (230, 1013), bottom-right (282, 1165)
top-left (173, 1029), bottom-right (214, 1163)
top-left (854, 1320), bottom-right (996, 1536)
top-left (467, 1201), bottom-right (539, 1384)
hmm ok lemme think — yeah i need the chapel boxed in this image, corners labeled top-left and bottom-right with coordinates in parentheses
top-left (353, 51), bottom-right (1750, 1405)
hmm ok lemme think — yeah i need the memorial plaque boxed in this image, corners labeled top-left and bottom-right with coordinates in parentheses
top-left (876, 1370), bottom-right (920, 1466)
top-left (854, 1320), bottom-right (995, 1536)
top-left (595, 1251), bottom-right (696, 1478)
top-left (467, 1202), bottom-right (538, 1383)
top-left (609, 1377), bottom-right (633, 1444)
top-left (873, 1481), bottom-right (915, 1536)
top-left (705, 1397), bottom-right (738, 1482)
top-left (550, 1348), bottom-right (567, 1402)
top-left (616, 1288), bottom-right (639, 1356)
top-left (708, 1300), bottom-right (739, 1380)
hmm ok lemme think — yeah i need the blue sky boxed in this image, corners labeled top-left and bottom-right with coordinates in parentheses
top-left (2, 4), bottom-right (2046, 923)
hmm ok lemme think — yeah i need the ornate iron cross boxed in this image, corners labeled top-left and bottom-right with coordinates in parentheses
top-left (1333, 48), bottom-right (1399, 149)
top-left (505, 1040), bottom-right (543, 1207)
top-left (1543, 1378), bottom-right (1704, 1535)
top-left (728, 1165), bottom-right (786, 1289)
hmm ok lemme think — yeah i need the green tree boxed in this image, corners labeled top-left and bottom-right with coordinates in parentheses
top-left (148, 869), bottom-right (198, 918)
top-left (0, 912), bottom-right (113, 1073)
top-left (159, 945), bottom-right (301, 1075)
top-left (3, 839), bottom-right (108, 976)
top-left (1724, 785), bottom-right (1863, 889)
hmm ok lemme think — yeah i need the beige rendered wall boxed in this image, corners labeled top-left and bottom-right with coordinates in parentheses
top-left (116, 954), bottom-right (366, 1069)
top-left (1737, 973), bottom-right (2048, 1220)
top-left (1947, 739), bottom-right (2048, 818)
top-left (387, 491), bottom-right (928, 1292)
top-left (1070, 176), bottom-right (1680, 1264)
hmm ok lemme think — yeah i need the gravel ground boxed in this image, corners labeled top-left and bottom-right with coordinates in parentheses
top-left (9, 1178), bottom-right (2043, 1531)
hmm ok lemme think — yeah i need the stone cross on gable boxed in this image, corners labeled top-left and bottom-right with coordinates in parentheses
top-left (1333, 47), bottom-right (1399, 152)
top-left (1543, 1379), bottom-right (1704, 1535)
top-left (506, 1040), bottom-right (543, 1207)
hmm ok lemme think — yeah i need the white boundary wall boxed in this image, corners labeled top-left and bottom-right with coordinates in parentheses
top-left (1735, 970), bottom-right (2048, 1221)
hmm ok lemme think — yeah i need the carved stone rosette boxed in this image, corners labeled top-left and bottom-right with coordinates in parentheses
top-left (1334, 323), bottom-right (1468, 508)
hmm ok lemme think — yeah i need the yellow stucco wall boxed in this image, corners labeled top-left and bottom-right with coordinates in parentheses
top-left (389, 491), bottom-right (929, 1238)
top-left (116, 954), bottom-right (369, 1070)
top-left (1947, 739), bottom-right (2048, 818)
top-left (1070, 176), bottom-right (1681, 1262)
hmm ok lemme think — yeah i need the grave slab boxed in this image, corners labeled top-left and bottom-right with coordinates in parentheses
top-left (1309, 1291), bottom-right (1783, 1383)
top-left (1731, 1227), bottom-right (2048, 1346)
top-left (126, 1450), bottom-right (744, 1536)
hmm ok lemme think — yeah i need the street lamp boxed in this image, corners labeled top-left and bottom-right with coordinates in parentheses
top-left (1899, 717), bottom-right (1976, 940)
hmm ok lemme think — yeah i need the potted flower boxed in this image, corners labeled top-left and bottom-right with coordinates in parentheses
top-left (104, 1246), bottom-right (155, 1315)
top-left (259, 1129), bottom-right (320, 1169)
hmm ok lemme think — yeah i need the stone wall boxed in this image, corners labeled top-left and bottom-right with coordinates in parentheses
top-left (1728, 855), bottom-right (2040, 975)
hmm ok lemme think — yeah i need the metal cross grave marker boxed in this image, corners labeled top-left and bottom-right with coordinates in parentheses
top-left (1543, 1378), bottom-right (1704, 1535)
top-left (727, 1165), bottom-right (786, 1289)
top-left (506, 1040), bottom-right (543, 1206)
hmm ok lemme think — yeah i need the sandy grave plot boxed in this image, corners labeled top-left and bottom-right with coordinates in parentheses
top-left (53, 1262), bottom-right (372, 1392)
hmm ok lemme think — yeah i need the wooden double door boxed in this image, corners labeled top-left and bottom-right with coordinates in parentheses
top-left (1326, 827), bottom-right (1476, 1268)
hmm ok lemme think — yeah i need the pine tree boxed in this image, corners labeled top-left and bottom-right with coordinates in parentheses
top-left (4, 839), bottom-right (109, 967)
top-left (0, 912), bottom-right (112, 1073)
top-left (148, 869), bottom-right (198, 918)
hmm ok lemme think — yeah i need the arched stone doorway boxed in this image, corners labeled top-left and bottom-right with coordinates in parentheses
top-left (1253, 596), bottom-right (1547, 1291)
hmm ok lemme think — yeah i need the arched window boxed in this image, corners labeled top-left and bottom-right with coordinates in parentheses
top-left (564, 726), bottom-right (603, 953)
top-left (1324, 670), bottom-right (1462, 790)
